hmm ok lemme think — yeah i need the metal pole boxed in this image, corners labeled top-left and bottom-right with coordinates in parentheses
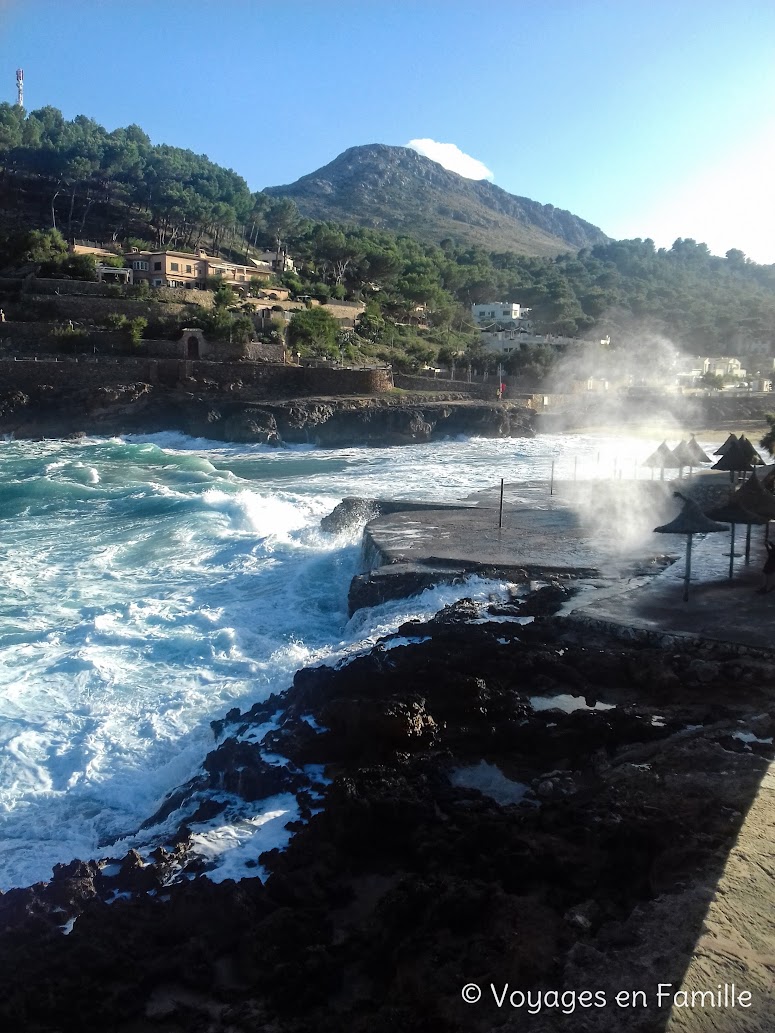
top-left (498, 478), bottom-right (504, 529)
top-left (745, 522), bottom-right (752, 564)
top-left (550, 460), bottom-right (554, 496)
top-left (729, 523), bottom-right (736, 579)
top-left (683, 534), bottom-right (692, 602)
top-left (573, 456), bottom-right (577, 482)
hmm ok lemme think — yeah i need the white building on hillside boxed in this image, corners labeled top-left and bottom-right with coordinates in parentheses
top-left (471, 302), bottom-right (531, 327)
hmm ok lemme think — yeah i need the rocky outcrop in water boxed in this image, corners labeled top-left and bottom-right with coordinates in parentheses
top-left (1, 605), bottom-right (773, 1032)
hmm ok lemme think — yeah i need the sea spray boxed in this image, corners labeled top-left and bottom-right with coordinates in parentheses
top-left (0, 430), bottom-right (706, 888)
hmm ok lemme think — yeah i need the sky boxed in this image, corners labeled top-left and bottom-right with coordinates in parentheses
top-left (0, 0), bottom-right (774, 260)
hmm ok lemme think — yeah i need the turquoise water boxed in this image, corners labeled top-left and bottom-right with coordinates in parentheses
top-left (0, 430), bottom-right (670, 887)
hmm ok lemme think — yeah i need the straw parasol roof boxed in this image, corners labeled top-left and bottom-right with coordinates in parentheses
top-left (643, 441), bottom-right (681, 469)
top-left (671, 440), bottom-right (698, 467)
top-left (654, 495), bottom-right (729, 534)
top-left (736, 435), bottom-right (764, 465)
top-left (714, 433), bottom-right (738, 456)
top-left (705, 496), bottom-right (768, 526)
top-left (655, 493), bottom-right (728, 601)
top-left (711, 439), bottom-right (757, 473)
top-left (686, 434), bottom-right (711, 464)
top-left (734, 469), bottom-right (775, 520)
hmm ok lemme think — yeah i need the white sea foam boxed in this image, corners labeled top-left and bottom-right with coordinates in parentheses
top-left (0, 430), bottom-right (702, 888)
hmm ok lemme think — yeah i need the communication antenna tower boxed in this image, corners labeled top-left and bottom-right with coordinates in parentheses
top-left (15, 68), bottom-right (23, 108)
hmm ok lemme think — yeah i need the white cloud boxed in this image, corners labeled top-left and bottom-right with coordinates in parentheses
top-left (406, 138), bottom-right (494, 181)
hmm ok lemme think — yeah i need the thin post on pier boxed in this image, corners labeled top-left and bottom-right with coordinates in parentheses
top-left (549, 461), bottom-right (555, 496)
top-left (613, 457), bottom-right (618, 479)
top-left (498, 478), bottom-right (504, 529)
top-left (683, 533), bottom-right (693, 603)
top-left (745, 522), bottom-right (752, 564)
top-left (573, 456), bottom-right (577, 482)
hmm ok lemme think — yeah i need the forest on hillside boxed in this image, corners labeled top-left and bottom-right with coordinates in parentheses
top-left (1, 104), bottom-right (774, 373)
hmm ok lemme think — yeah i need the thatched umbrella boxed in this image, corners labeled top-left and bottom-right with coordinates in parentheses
top-left (671, 439), bottom-right (698, 478)
top-left (654, 492), bottom-right (728, 601)
top-left (734, 467), bottom-right (775, 552)
top-left (705, 495), bottom-right (767, 578)
top-left (686, 434), bottom-right (712, 464)
top-left (714, 433), bottom-right (739, 456)
top-left (643, 441), bottom-right (681, 481)
top-left (736, 435), bottom-right (764, 466)
top-left (711, 439), bottom-right (758, 483)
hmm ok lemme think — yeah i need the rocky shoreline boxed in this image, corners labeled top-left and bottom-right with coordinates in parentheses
top-left (0, 380), bottom-right (535, 446)
top-left (2, 578), bottom-right (774, 1031)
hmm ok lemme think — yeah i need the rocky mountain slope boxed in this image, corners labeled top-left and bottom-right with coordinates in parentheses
top-left (265, 144), bottom-right (609, 256)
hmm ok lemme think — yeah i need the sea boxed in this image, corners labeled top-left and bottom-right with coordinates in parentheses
top-left (0, 430), bottom-right (703, 889)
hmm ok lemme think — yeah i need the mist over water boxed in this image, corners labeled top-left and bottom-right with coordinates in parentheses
top-left (0, 430), bottom-right (704, 888)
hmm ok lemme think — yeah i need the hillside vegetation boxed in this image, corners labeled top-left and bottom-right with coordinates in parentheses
top-left (0, 104), bottom-right (774, 375)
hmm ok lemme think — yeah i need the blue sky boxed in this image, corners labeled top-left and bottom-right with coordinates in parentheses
top-left (1, 0), bottom-right (774, 260)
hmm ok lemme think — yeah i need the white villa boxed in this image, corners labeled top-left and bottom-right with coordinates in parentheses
top-left (471, 302), bottom-right (532, 328)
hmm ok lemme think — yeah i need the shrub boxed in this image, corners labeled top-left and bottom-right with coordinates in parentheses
top-left (104, 313), bottom-right (128, 331)
top-left (128, 280), bottom-right (150, 300)
top-left (127, 317), bottom-right (147, 347)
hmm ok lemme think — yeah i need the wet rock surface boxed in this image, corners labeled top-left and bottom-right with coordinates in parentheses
top-left (1, 604), bottom-right (774, 1031)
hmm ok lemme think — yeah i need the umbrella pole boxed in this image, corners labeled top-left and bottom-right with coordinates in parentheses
top-left (729, 523), bottom-right (736, 579)
top-left (745, 523), bottom-right (752, 565)
top-left (684, 534), bottom-right (692, 603)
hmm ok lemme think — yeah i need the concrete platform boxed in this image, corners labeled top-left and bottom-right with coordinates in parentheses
top-left (358, 474), bottom-right (774, 651)
top-left (363, 478), bottom-right (685, 581)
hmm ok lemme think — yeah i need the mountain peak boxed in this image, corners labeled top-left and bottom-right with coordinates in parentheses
top-left (264, 144), bottom-right (608, 255)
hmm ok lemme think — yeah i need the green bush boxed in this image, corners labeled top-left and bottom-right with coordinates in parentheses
top-left (127, 317), bottom-right (147, 347)
top-left (128, 280), bottom-right (150, 300)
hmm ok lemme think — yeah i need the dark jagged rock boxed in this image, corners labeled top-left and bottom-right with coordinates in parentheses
top-left (202, 739), bottom-right (307, 801)
top-left (348, 562), bottom-right (467, 615)
top-left (519, 581), bottom-right (577, 616)
top-left (2, 615), bottom-right (774, 1031)
top-left (0, 384), bottom-right (535, 447)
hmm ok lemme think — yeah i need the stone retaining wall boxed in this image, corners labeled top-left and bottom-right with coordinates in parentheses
top-left (4, 294), bottom-right (204, 324)
top-left (0, 321), bottom-right (127, 353)
top-left (0, 277), bottom-right (216, 308)
top-left (0, 357), bottom-right (393, 399)
top-left (393, 373), bottom-right (493, 399)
